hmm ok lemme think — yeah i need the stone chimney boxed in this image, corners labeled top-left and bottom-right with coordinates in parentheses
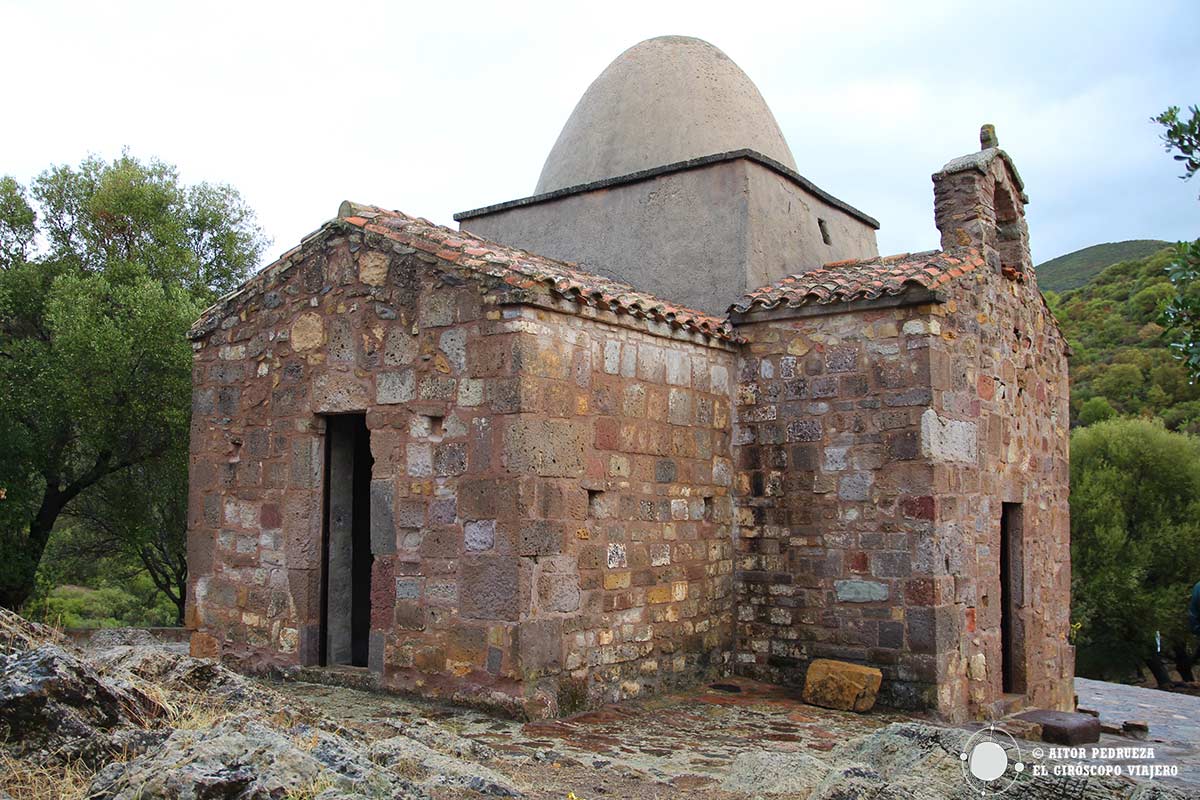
top-left (932, 125), bottom-right (1033, 280)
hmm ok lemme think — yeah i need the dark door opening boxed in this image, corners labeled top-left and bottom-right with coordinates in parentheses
top-left (1000, 502), bottom-right (1026, 694)
top-left (320, 413), bottom-right (374, 668)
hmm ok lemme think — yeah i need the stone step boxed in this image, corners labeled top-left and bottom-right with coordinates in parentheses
top-left (1014, 708), bottom-right (1102, 746)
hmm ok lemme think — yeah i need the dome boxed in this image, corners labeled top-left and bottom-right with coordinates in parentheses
top-left (534, 36), bottom-right (798, 195)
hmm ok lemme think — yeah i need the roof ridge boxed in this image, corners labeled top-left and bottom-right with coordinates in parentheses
top-left (729, 248), bottom-right (985, 314)
top-left (191, 201), bottom-right (738, 343)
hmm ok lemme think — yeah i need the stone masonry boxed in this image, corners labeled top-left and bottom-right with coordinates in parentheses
top-left (187, 129), bottom-right (1071, 722)
top-left (187, 205), bottom-right (737, 718)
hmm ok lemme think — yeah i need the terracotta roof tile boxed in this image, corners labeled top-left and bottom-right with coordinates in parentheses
top-left (190, 203), bottom-right (736, 342)
top-left (729, 248), bottom-right (986, 314)
top-left (338, 204), bottom-right (736, 341)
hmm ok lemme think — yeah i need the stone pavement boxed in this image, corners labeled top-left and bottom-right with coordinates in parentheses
top-left (277, 674), bottom-right (1199, 798)
top-left (1073, 677), bottom-right (1200, 792)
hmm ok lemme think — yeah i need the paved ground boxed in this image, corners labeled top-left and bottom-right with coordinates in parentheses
top-left (276, 675), bottom-right (1200, 797)
top-left (1074, 677), bottom-right (1200, 791)
top-left (281, 677), bottom-right (920, 799)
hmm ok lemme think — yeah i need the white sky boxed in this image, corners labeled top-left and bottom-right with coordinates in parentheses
top-left (2, 0), bottom-right (1197, 268)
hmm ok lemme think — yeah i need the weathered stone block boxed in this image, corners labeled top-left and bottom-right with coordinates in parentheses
top-left (291, 313), bottom-right (324, 351)
top-left (503, 418), bottom-right (585, 476)
top-left (519, 520), bottom-right (563, 556)
top-left (518, 618), bottom-right (563, 675)
top-left (312, 373), bottom-right (368, 413)
top-left (537, 572), bottom-right (580, 613)
top-left (395, 577), bottom-right (422, 600)
top-left (433, 442), bottom-right (466, 476)
top-left (461, 556), bottom-right (521, 621)
top-left (835, 580), bottom-right (889, 603)
top-left (377, 370), bottom-right (415, 404)
top-left (919, 409), bottom-right (977, 463)
top-left (802, 659), bottom-right (882, 712)
top-left (358, 250), bottom-right (390, 286)
top-left (838, 471), bottom-right (873, 501)
top-left (369, 480), bottom-right (395, 555)
top-left (465, 519), bottom-right (496, 551)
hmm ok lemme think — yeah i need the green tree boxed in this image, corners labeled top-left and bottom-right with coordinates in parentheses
top-left (1070, 419), bottom-right (1200, 683)
top-left (1153, 105), bottom-right (1200, 191)
top-left (66, 452), bottom-right (190, 624)
top-left (1161, 240), bottom-right (1200, 380)
top-left (0, 153), bottom-right (265, 611)
top-left (1092, 362), bottom-right (1144, 410)
top-left (1077, 396), bottom-right (1117, 427)
top-left (1154, 105), bottom-right (1200, 380)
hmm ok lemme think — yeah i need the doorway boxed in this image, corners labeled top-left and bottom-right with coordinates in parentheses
top-left (999, 502), bottom-right (1026, 694)
top-left (320, 413), bottom-right (374, 667)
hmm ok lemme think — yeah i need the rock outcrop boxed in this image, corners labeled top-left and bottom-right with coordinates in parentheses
top-left (0, 644), bottom-right (167, 765)
top-left (0, 614), bottom-right (520, 799)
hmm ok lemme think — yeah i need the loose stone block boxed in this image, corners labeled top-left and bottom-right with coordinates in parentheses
top-left (802, 659), bottom-right (882, 712)
top-left (1015, 710), bottom-right (1101, 746)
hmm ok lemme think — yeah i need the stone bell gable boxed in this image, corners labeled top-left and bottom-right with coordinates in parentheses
top-left (933, 125), bottom-right (1035, 283)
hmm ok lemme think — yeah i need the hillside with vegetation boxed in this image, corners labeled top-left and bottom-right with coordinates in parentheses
top-left (1046, 244), bottom-right (1200, 434)
top-left (1038, 240), bottom-right (1172, 292)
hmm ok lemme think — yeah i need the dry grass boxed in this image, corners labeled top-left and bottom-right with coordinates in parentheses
top-left (162, 689), bottom-right (235, 732)
top-left (282, 773), bottom-right (337, 799)
top-left (390, 756), bottom-right (428, 780)
top-left (0, 606), bottom-right (65, 655)
top-left (292, 726), bottom-right (322, 752)
top-left (0, 750), bottom-right (93, 800)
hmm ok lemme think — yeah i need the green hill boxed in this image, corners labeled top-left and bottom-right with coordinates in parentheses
top-left (1049, 245), bottom-right (1200, 434)
top-left (1037, 240), bottom-right (1172, 292)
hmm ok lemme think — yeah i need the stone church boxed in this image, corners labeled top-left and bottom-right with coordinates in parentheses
top-left (186, 36), bottom-right (1073, 721)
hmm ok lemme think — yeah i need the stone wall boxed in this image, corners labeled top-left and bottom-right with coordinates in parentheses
top-left (731, 304), bottom-right (948, 710)
top-left (730, 278), bottom-right (1070, 720)
top-left (930, 148), bottom-right (1074, 714)
top-left (495, 302), bottom-right (737, 714)
top-left (923, 265), bottom-right (1073, 717)
top-left (728, 143), bottom-right (1072, 721)
top-left (187, 226), bottom-right (735, 718)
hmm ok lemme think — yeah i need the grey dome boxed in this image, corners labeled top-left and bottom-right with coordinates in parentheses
top-left (535, 36), bottom-right (798, 194)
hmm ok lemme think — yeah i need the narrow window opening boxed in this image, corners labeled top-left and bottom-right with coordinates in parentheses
top-left (587, 489), bottom-right (604, 519)
top-left (411, 413), bottom-right (444, 440)
top-left (321, 413), bottom-right (374, 668)
top-left (703, 495), bottom-right (715, 522)
top-left (993, 185), bottom-right (1025, 278)
top-left (817, 218), bottom-right (832, 246)
top-left (1000, 502), bottom-right (1026, 694)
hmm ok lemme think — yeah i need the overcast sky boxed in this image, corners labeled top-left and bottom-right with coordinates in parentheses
top-left (3, 1), bottom-right (1197, 269)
